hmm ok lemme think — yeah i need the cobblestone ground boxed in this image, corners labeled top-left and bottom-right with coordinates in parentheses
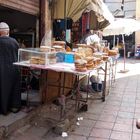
top-left (6, 58), bottom-right (140, 140)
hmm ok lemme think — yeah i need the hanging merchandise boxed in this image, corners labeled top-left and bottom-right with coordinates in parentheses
top-left (90, 11), bottom-right (97, 30)
top-left (82, 12), bottom-right (90, 36)
top-left (71, 20), bottom-right (81, 43)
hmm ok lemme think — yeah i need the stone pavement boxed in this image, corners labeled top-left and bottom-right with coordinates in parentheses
top-left (5, 58), bottom-right (140, 140)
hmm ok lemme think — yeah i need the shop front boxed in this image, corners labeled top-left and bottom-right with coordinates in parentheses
top-left (52, 0), bottom-right (114, 44)
top-left (0, 0), bottom-right (39, 48)
top-left (0, 0), bottom-right (42, 106)
top-left (0, 0), bottom-right (117, 112)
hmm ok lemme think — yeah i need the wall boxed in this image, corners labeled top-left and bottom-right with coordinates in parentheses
top-left (0, 6), bottom-right (38, 48)
top-left (0, 7), bottom-right (37, 32)
top-left (104, 0), bottom-right (136, 18)
top-left (105, 0), bottom-right (139, 50)
top-left (135, 0), bottom-right (140, 46)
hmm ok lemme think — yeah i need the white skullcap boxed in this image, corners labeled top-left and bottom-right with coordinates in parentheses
top-left (0, 22), bottom-right (9, 31)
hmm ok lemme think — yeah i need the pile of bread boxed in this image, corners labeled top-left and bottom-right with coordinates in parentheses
top-left (30, 56), bottom-right (46, 65)
top-left (30, 41), bottom-right (66, 65)
top-left (74, 47), bottom-right (96, 72)
top-left (30, 52), bottom-right (57, 65)
top-left (52, 41), bottom-right (66, 52)
top-left (74, 44), bottom-right (118, 72)
top-left (40, 41), bottom-right (65, 52)
top-left (103, 47), bottom-right (118, 56)
top-left (29, 41), bottom-right (118, 68)
top-left (93, 52), bottom-right (109, 62)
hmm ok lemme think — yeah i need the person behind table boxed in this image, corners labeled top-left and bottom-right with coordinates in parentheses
top-left (80, 28), bottom-right (91, 44)
top-left (81, 29), bottom-right (101, 52)
top-left (0, 22), bottom-right (21, 115)
top-left (56, 29), bottom-right (72, 50)
top-left (85, 29), bottom-right (100, 45)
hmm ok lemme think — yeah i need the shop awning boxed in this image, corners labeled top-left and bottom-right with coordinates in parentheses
top-left (53, 0), bottom-right (114, 24)
top-left (0, 0), bottom-right (39, 16)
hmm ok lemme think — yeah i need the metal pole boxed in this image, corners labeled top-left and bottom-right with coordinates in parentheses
top-left (113, 35), bottom-right (115, 48)
top-left (119, 34), bottom-right (129, 73)
top-left (122, 34), bottom-right (125, 71)
top-left (64, 0), bottom-right (67, 48)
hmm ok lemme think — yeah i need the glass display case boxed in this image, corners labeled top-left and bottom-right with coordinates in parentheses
top-left (18, 48), bottom-right (57, 66)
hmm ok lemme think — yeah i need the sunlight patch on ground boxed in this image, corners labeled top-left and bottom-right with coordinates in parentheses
top-left (115, 59), bottom-right (140, 80)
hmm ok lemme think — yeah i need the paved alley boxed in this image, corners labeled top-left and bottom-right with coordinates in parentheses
top-left (6, 59), bottom-right (140, 140)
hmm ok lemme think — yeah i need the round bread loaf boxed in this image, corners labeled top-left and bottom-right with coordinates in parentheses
top-left (75, 59), bottom-right (87, 72)
top-left (108, 50), bottom-right (117, 56)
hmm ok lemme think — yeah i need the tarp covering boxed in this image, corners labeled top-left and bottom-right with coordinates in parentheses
top-left (103, 18), bottom-right (140, 36)
top-left (53, 0), bottom-right (114, 24)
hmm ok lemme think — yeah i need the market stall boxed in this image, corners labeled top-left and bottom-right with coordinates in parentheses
top-left (103, 18), bottom-right (140, 73)
top-left (52, 0), bottom-right (114, 44)
top-left (14, 42), bottom-right (118, 118)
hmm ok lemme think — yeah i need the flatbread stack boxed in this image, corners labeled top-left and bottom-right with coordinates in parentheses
top-left (74, 46), bottom-right (95, 71)
top-left (85, 57), bottom-right (94, 70)
top-left (108, 50), bottom-right (118, 56)
top-left (102, 55), bottom-right (109, 61)
top-left (40, 46), bottom-right (52, 52)
top-left (103, 47), bottom-right (109, 54)
top-left (52, 45), bottom-right (65, 52)
top-left (30, 56), bottom-right (45, 65)
top-left (75, 59), bottom-right (87, 72)
top-left (53, 41), bottom-right (65, 47)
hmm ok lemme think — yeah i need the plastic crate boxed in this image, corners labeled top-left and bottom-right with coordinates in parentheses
top-left (64, 53), bottom-right (74, 63)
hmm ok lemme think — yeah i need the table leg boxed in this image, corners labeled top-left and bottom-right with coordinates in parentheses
top-left (102, 61), bottom-right (107, 102)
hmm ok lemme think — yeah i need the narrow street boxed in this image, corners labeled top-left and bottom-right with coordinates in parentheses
top-left (5, 58), bottom-right (140, 140)
top-left (0, 0), bottom-right (139, 140)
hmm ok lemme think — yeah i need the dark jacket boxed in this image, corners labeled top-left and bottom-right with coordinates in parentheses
top-left (0, 36), bottom-right (21, 114)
